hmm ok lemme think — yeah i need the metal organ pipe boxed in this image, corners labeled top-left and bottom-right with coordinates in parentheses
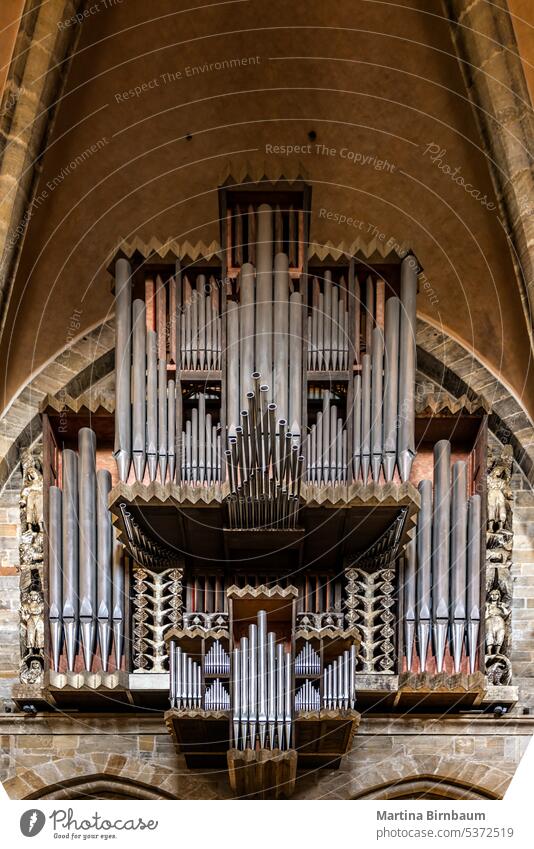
top-left (450, 461), bottom-right (468, 672)
top-left (78, 428), bottom-right (97, 672)
top-left (274, 253), bottom-right (289, 421)
top-left (146, 329), bottom-right (158, 482)
top-left (96, 469), bottom-right (112, 672)
top-left (226, 300), bottom-right (240, 434)
top-left (158, 358), bottom-right (168, 482)
top-left (255, 204), bottom-right (273, 399)
top-left (132, 299), bottom-right (147, 482)
top-left (416, 479), bottom-right (432, 672)
top-left (61, 449), bottom-right (78, 671)
top-left (114, 258), bottom-right (132, 481)
top-left (397, 255), bottom-right (418, 482)
top-left (432, 439), bottom-right (451, 673)
top-left (361, 354), bottom-right (371, 483)
top-left (48, 486), bottom-right (63, 671)
top-left (50, 431), bottom-right (125, 674)
top-left (289, 291), bottom-right (302, 438)
top-left (240, 263), bottom-right (255, 411)
top-left (371, 326), bottom-right (384, 481)
top-left (383, 296), bottom-right (400, 482)
top-left (404, 539), bottom-right (416, 671)
top-left (408, 446), bottom-right (483, 675)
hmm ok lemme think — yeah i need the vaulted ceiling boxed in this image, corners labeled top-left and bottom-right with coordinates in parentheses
top-left (0, 0), bottom-right (532, 421)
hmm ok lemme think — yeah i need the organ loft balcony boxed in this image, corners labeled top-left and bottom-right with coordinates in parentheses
top-left (33, 178), bottom-right (516, 797)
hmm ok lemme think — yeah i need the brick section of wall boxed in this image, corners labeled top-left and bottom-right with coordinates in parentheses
top-left (0, 466), bottom-right (21, 700)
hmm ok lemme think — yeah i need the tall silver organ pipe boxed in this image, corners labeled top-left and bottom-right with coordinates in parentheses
top-left (96, 469), bottom-right (113, 672)
top-left (432, 440), bottom-right (451, 673)
top-left (78, 428), bottom-right (97, 672)
top-left (397, 255), bottom-right (418, 482)
top-left (239, 262), bottom-right (255, 411)
top-left (255, 204), bottom-right (273, 402)
top-left (146, 329), bottom-right (158, 482)
top-left (158, 358), bottom-right (168, 482)
top-left (49, 430), bottom-right (125, 674)
top-left (361, 354), bottom-right (371, 483)
top-left (226, 300), bottom-right (240, 433)
top-left (61, 448), bottom-right (78, 671)
top-left (416, 479), bottom-right (432, 672)
top-left (274, 253), bottom-right (289, 423)
top-left (450, 461), bottom-right (468, 672)
top-left (288, 291), bottom-right (302, 437)
top-left (132, 299), bottom-right (147, 482)
top-left (48, 485), bottom-right (63, 671)
top-left (371, 326), bottom-right (384, 482)
top-left (113, 258), bottom-right (132, 481)
top-left (383, 296), bottom-right (400, 482)
top-left (409, 443), bottom-right (483, 674)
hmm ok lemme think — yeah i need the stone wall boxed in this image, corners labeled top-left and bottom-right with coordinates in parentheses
top-left (0, 714), bottom-right (531, 800)
top-left (510, 482), bottom-right (534, 711)
top-left (0, 465), bottom-right (21, 701)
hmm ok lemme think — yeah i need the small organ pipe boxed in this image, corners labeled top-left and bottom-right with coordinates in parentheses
top-left (353, 375), bottom-right (361, 481)
top-left (240, 636), bottom-right (249, 746)
top-left (132, 299), bottom-right (146, 482)
top-left (324, 271), bottom-right (332, 369)
top-left (258, 610), bottom-right (268, 746)
top-left (158, 359), bottom-right (168, 483)
top-left (167, 380), bottom-right (176, 482)
top-left (249, 623), bottom-right (258, 746)
top-left (432, 440), bottom-right (451, 673)
top-left (112, 530), bottom-right (124, 670)
top-left (404, 540), bottom-right (416, 672)
top-left (48, 485), bottom-right (63, 671)
top-left (114, 258), bottom-right (132, 481)
top-left (398, 255), bottom-right (418, 481)
top-left (233, 647), bottom-right (240, 744)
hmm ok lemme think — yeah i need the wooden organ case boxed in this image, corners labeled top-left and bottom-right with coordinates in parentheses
top-left (36, 178), bottom-right (502, 797)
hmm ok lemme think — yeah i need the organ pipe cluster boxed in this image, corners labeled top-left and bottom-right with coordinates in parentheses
top-left (323, 649), bottom-right (357, 710)
top-left (352, 256), bottom-right (418, 483)
top-left (205, 640), bottom-right (230, 674)
top-left (114, 258), bottom-right (180, 484)
top-left (48, 428), bottom-right (125, 673)
top-left (225, 375), bottom-right (304, 529)
top-left (226, 204), bottom-right (303, 436)
top-left (169, 646), bottom-right (202, 708)
top-left (295, 644), bottom-right (321, 675)
top-left (295, 681), bottom-right (321, 711)
top-left (181, 391), bottom-right (222, 483)
top-left (232, 610), bottom-right (293, 750)
top-left (307, 273), bottom-right (349, 370)
top-left (179, 274), bottom-right (222, 370)
top-left (403, 440), bottom-right (482, 674)
top-left (205, 679), bottom-right (230, 710)
top-left (307, 391), bottom-right (348, 483)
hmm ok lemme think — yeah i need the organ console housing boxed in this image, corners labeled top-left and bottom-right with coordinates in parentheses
top-left (37, 179), bottom-right (498, 796)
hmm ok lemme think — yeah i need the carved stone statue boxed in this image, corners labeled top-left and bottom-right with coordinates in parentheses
top-left (20, 589), bottom-right (45, 651)
top-left (485, 587), bottom-right (511, 656)
top-left (20, 449), bottom-right (44, 531)
top-left (17, 445), bottom-right (45, 688)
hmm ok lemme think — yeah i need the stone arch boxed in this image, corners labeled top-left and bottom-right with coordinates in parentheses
top-left (26, 774), bottom-right (177, 801)
top-left (352, 775), bottom-right (499, 800)
top-left (1, 753), bottom-right (231, 800)
top-left (295, 751), bottom-right (513, 800)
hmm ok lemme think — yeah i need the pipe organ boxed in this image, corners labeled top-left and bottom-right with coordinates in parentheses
top-left (402, 440), bottom-right (482, 676)
top-left (37, 182), bottom-right (492, 795)
top-left (48, 428), bottom-right (125, 675)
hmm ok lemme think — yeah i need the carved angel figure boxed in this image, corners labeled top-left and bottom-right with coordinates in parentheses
top-left (487, 449), bottom-right (513, 532)
top-left (485, 588), bottom-right (511, 655)
top-left (20, 590), bottom-right (45, 650)
top-left (20, 454), bottom-right (44, 531)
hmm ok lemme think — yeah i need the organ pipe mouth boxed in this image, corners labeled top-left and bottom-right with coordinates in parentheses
top-left (252, 372), bottom-right (261, 381)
